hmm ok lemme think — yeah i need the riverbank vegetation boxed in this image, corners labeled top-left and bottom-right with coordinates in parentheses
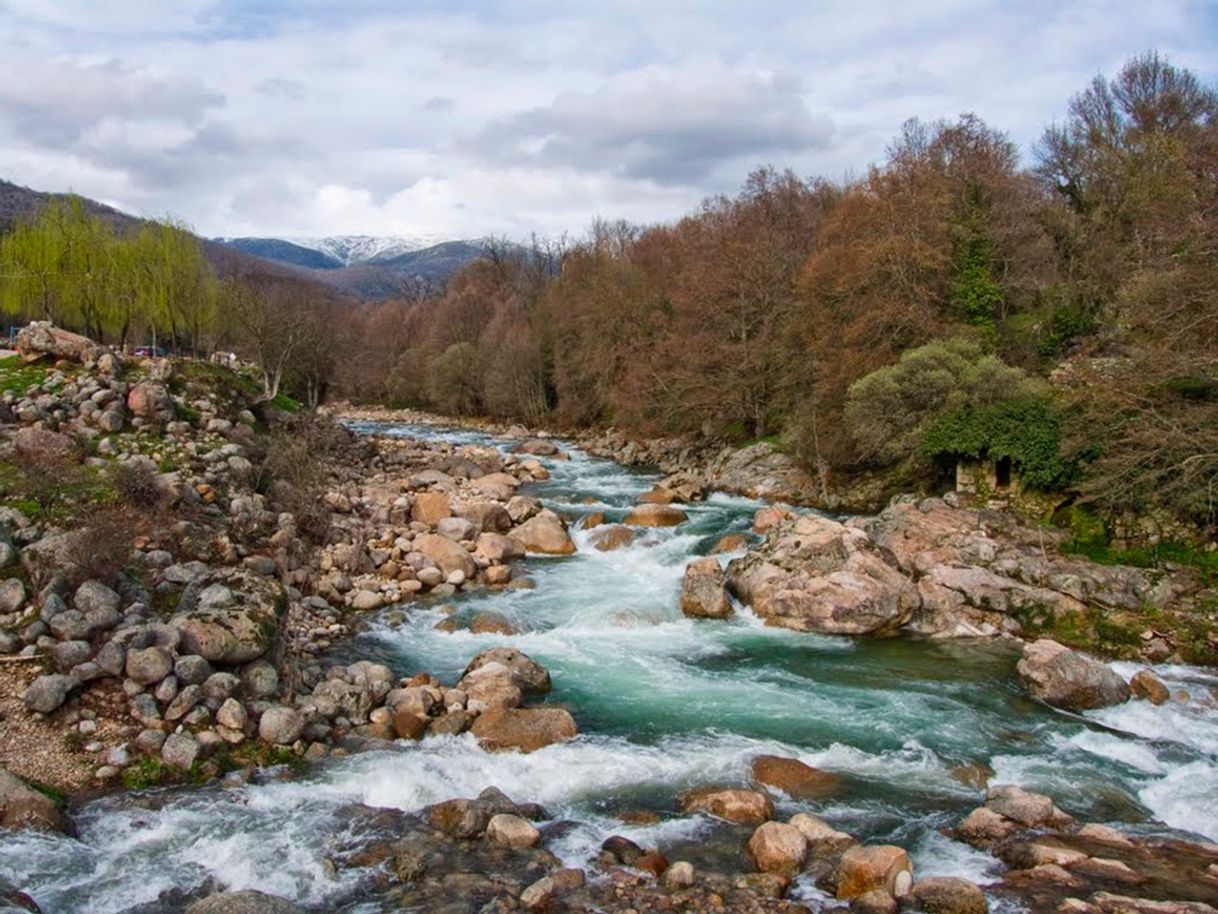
top-left (335, 53), bottom-right (1218, 542)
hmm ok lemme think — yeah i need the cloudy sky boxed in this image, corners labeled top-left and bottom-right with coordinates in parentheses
top-left (1, 1), bottom-right (1216, 241)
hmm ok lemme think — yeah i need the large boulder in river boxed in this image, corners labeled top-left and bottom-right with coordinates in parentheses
top-left (624, 503), bottom-right (688, 527)
top-left (170, 572), bottom-right (285, 664)
top-left (1016, 639), bottom-right (1130, 710)
top-left (680, 557), bottom-right (732, 619)
top-left (748, 821), bottom-right (809, 876)
top-left (462, 647), bottom-right (551, 696)
top-left (456, 661), bottom-right (523, 712)
top-left (678, 787), bottom-right (774, 824)
top-left (471, 706), bottom-right (578, 752)
top-left (184, 891), bottom-right (304, 914)
top-left (508, 510), bottom-right (576, 555)
top-left (836, 845), bottom-right (913, 900)
top-left (412, 533), bottom-right (477, 579)
top-left (727, 513), bottom-right (919, 635)
top-left (0, 767), bottom-right (70, 833)
top-left (751, 755), bottom-right (839, 799)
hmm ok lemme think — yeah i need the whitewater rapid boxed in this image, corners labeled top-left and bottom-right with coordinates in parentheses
top-left (1, 421), bottom-right (1216, 914)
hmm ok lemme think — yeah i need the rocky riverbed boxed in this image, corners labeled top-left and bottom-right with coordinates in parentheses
top-left (0, 352), bottom-right (1216, 913)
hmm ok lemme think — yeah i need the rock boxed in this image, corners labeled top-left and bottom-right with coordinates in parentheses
top-left (412, 533), bottom-right (477, 579)
top-left (161, 732), bottom-right (201, 770)
top-left (1016, 639), bottom-right (1131, 710)
top-left (49, 640), bottom-right (92, 672)
top-left (23, 674), bottom-right (78, 713)
top-left (905, 877), bottom-right (988, 914)
top-left (183, 890), bottom-right (305, 914)
top-left (175, 655), bottom-right (213, 685)
top-left (519, 876), bottom-right (556, 910)
top-left (789, 813), bottom-right (855, 856)
top-left (747, 821), bottom-right (809, 876)
top-left (984, 785), bottom-right (1072, 828)
top-left (854, 889), bottom-right (899, 914)
top-left (15, 322), bottom-right (104, 363)
top-left (485, 813), bottom-right (541, 849)
top-left (468, 612), bottom-right (516, 635)
top-left (509, 511), bottom-right (576, 555)
top-left (259, 707), bottom-right (304, 745)
top-left (0, 579), bottom-right (26, 614)
top-left (461, 647), bottom-right (551, 695)
top-left (436, 516), bottom-right (477, 542)
top-left (662, 860), bottom-right (695, 890)
top-left (171, 574), bottom-right (284, 664)
top-left (126, 381), bottom-right (174, 423)
top-left (457, 661), bottom-right (523, 712)
top-left (0, 767), bottom-right (69, 832)
top-left (411, 491), bottom-right (453, 526)
top-left (1130, 669), bottom-right (1170, 705)
top-left (216, 698), bottom-right (248, 731)
top-left (474, 532), bottom-right (524, 563)
top-left (240, 660), bottom-right (279, 698)
top-left (680, 557), bottom-right (732, 619)
top-left (678, 787), bottom-right (774, 824)
top-left (349, 590), bottom-right (384, 611)
top-left (956, 807), bottom-right (1019, 846)
top-left (587, 524), bottom-right (636, 551)
top-left (711, 533), bottom-right (749, 554)
top-left (635, 852), bottom-right (669, 878)
top-left (125, 646), bottom-right (173, 685)
top-left (624, 504), bottom-right (688, 527)
top-left (74, 580), bottom-right (121, 616)
top-left (471, 706), bottom-right (578, 753)
top-left (458, 502), bottom-right (512, 534)
top-left (727, 514), bottom-right (919, 635)
top-left (750, 754), bottom-right (839, 798)
top-left (836, 845), bottom-right (913, 900)
top-left (516, 438), bottom-right (559, 456)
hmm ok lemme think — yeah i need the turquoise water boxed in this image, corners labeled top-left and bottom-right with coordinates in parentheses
top-left (1, 421), bottom-right (1216, 913)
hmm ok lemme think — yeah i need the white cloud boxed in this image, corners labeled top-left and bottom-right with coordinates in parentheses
top-left (0, 0), bottom-right (1214, 239)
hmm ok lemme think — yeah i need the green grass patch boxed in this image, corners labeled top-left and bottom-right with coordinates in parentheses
top-left (0, 355), bottom-right (49, 394)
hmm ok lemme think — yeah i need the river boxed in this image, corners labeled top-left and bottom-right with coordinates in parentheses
top-left (2, 421), bottom-right (1216, 913)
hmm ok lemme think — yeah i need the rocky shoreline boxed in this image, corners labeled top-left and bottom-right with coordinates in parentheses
top-left (0, 353), bottom-right (1216, 913)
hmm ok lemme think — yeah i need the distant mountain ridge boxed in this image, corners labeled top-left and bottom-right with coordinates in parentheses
top-left (213, 234), bottom-right (491, 298)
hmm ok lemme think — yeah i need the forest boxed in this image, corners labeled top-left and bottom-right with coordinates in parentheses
top-left (2, 53), bottom-right (1216, 534)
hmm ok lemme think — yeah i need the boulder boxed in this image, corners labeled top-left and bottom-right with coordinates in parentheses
top-left (411, 491), bottom-right (452, 526)
top-left (462, 648), bottom-right (551, 695)
top-left (126, 381), bottom-right (174, 423)
top-left (474, 532), bottom-right (524, 564)
top-left (125, 646), bottom-right (174, 685)
top-left (23, 674), bottom-right (78, 713)
top-left (0, 767), bottom-right (70, 832)
top-left (751, 755), bottom-right (839, 799)
top-left (471, 473), bottom-right (522, 501)
top-left (457, 662), bottom-right (524, 712)
top-left (789, 813), bottom-right (856, 856)
top-left (984, 785), bottom-right (1073, 828)
top-left (183, 891), bottom-right (305, 914)
top-left (587, 524), bottom-right (636, 552)
top-left (680, 557), bottom-right (732, 619)
top-left (74, 580), bottom-right (121, 616)
top-left (624, 504), bottom-right (688, 527)
top-left (1130, 669), bottom-right (1170, 705)
top-left (678, 787), bottom-right (774, 825)
top-left (486, 813), bottom-right (541, 849)
top-left (509, 511), bottom-right (576, 555)
top-left (836, 845), bottom-right (913, 900)
top-left (1016, 639), bottom-right (1130, 710)
top-left (259, 707), bottom-right (305, 745)
top-left (171, 573), bottom-right (284, 665)
top-left (458, 502), bottom-right (512, 534)
top-left (905, 877), bottom-right (988, 914)
top-left (468, 612), bottom-right (516, 635)
top-left (15, 322), bottom-right (104, 364)
top-left (727, 513), bottom-right (919, 636)
top-left (747, 821), bottom-right (808, 876)
top-left (515, 438), bottom-right (559, 456)
top-left (471, 706), bottom-right (578, 753)
top-left (161, 732), bottom-right (201, 770)
top-left (412, 533), bottom-right (477, 579)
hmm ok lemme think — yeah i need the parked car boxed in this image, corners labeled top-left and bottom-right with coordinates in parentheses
top-left (132, 345), bottom-right (167, 357)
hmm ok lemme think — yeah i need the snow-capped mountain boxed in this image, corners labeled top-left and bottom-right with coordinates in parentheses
top-left (289, 234), bottom-right (449, 266)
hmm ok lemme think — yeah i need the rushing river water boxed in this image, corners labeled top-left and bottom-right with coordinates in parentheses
top-left (3, 421), bottom-right (1218, 913)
